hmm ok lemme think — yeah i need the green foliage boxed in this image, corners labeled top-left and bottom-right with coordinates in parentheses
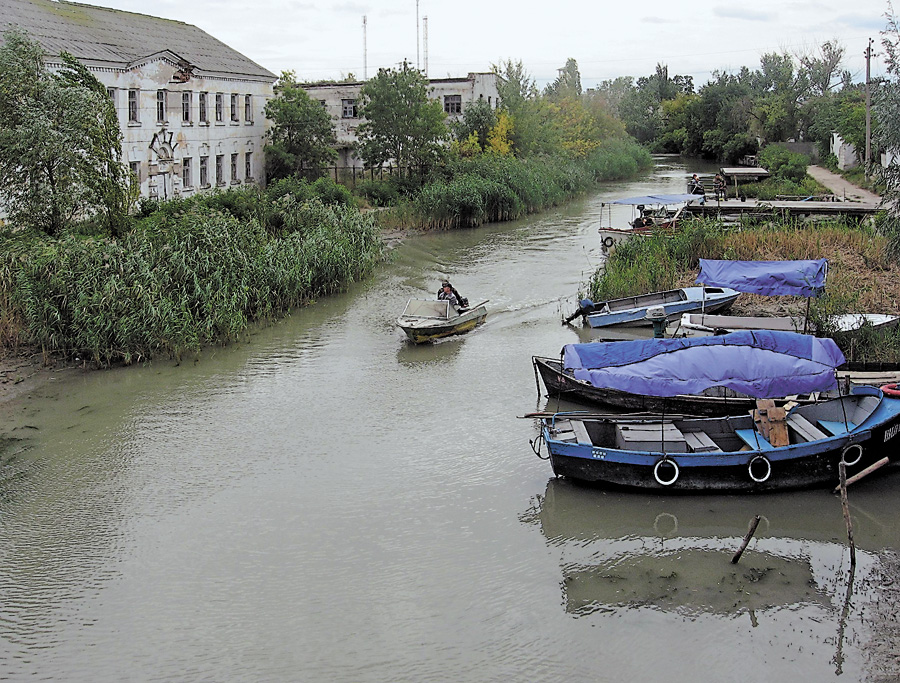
top-left (264, 70), bottom-right (338, 180)
top-left (0, 197), bottom-right (383, 364)
top-left (413, 139), bottom-right (650, 229)
top-left (355, 179), bottom-right (399, 207)
top-left (0, 29), bottom-right (127, 236)
top-left (451, 98), bottom-right (496, 149)
top-left (544, 58), bottom-right (582, 101)
top-left (758, 144), bottom-right (810, 182)
top-left (356, 61), bottom-right (447, 170)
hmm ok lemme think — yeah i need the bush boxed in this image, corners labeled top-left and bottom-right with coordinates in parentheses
top-left (759, 145), bottom-right (810, 183)
top-left (355, 179), bottom-right (399, 207)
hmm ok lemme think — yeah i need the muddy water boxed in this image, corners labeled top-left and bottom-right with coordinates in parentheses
top-left (1, 157), bottom-right (898, 682)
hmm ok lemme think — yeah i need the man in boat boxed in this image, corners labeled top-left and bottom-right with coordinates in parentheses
top-left (438, 281), bottom-right (469, 311)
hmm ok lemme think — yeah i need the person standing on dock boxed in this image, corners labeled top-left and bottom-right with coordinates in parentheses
top-left (713, 174), bottom-right (726, 201)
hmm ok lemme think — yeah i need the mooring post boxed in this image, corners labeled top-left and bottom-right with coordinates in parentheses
top-left (731, 515), bottom-right (761, 564)
top-left (838, 461), bottom-right (857, 568)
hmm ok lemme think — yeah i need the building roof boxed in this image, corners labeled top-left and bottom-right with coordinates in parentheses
top-left (1, 0), bottom-right (276, 81)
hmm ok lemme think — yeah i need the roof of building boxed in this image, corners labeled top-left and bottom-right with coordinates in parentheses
top-left (2, 0), bottom-right (276, 81)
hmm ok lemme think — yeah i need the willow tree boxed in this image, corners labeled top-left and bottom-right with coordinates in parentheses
top-left (356, 61), bottom-right (447, 171)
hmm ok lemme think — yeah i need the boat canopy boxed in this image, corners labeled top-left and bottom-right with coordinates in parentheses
top-left (696, 259), bottom-right (828, 297)
top-left (562, 330), bottom-right (845, 398)
top-left (606, 194), bottom-right (700, 206)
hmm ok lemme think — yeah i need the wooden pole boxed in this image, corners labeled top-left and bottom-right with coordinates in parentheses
top-left (832, 456), bottom-right (890, 492)
top-left (731, 515), bottom-right (761, 564)
top-left (838, 461), bottom-right (856, 568)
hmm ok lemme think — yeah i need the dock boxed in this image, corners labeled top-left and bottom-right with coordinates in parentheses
top-left (684, 197), bottom-right (881, 220)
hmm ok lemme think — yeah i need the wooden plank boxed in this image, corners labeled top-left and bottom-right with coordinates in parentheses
top-left (786, 414), bottom-right (828, 442)
top-left (571, 420), bottom-right (592, 445)
top-left (684, 431), bottom-right (721, 452)
top-left (817, 419), bottom-right (857, 436)
top-left (735, 428), bottom-right (775, 451)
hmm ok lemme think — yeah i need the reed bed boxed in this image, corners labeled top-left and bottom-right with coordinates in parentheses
top-left (588, 217), bottom-right (900, 362)
top-left (414, 141), bottom-right (651, 230)
top-left (0, 197), bottom-right (383, 365)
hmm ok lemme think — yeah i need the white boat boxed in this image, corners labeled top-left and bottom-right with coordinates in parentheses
top-left (397, 299), bottom-right (488, 344)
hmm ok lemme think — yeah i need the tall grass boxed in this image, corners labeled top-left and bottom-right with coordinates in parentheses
top-left (588, 217), bottom-right (900, 362)
top-left (0, 198), bottom-right (383, 365)
top-left (413, 140), bottom-right (651, 230)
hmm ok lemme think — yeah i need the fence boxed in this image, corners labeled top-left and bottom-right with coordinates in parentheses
top-left (298, 165), bottom-right (416, 189)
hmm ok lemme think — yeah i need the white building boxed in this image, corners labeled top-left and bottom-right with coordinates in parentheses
top-left (831, 132), bottom-right (859, 170)
top-left (302, 72), bottom-right (500, 167)
top-left (2, 0), bottom-right (276, 201)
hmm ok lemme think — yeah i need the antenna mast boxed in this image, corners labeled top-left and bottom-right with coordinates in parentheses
top-left (416, 0), bottom-right (420, 70)
top-left (423, 16), bottom-right (428, 77)
top-left (363, 15), bottom-right (367, 80)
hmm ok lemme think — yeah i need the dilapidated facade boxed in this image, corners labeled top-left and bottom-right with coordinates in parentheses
top-left (3, 0), bottom-right (276, 200)
top-left (302, 72), bottom-right (500, 167)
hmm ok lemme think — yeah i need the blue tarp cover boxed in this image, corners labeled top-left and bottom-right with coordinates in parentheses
top-left (696, 259), bottom-right (828, 297)
top-left (562, 330), bottom-right (845, 398)
top-left (608, 194), bottom-right (700, 205)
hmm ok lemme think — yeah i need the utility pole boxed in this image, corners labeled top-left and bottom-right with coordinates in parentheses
top-left (362, 15), bottom-right (367, 80)
top-left (865, 37), bottom-right (873, 178)
top-left (416, 0), bottom-right (420, 70)
top-left (423, 16), bottom-right (428, 78)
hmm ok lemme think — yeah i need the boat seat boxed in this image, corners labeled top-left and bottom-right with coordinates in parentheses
top-left (684, 430), bottom-right (721, 453)
top-left (817, 419), bottom-right (857, 436)
top-left (735, 428), bottom-right (775, 451)
top-left (571, 420), bottom-right (592, 445)
top-left (552, 419), bottom-right (577, 442)
top-left (786, 414), bottom-right (828, 442)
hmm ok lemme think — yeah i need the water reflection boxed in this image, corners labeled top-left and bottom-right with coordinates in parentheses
top-left (524, 478), bottom-right (895, 623)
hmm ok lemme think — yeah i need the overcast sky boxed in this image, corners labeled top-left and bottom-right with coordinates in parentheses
top-left (92, 0), bottom-right (891, 87)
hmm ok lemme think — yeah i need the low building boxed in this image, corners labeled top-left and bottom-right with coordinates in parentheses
top-left (302, 72), bottom-right (500, 167)
top-left (831, 132), bottom-right (858, 170)
top-left (2, 0), bottom-right (276, 201)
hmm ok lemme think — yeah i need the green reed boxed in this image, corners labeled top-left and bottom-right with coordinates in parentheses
top-left (1, 197), bottom-right (383, 365)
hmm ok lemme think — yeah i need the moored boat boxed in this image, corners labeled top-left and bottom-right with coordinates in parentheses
top-left (531, 331), bottom-right (900, 492)
top-left (573, 286), bottom-right (739, 328)
top-left (397, 298), bottom-right (488, 344)
top-left (598, 193), bottom-right (700, 250)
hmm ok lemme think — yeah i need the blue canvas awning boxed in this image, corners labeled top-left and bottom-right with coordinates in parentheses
top-left (607, 194), bottom-right (700, 206)
top-left (696, 259), bottom-right (828, 297)
top-left (562, 330), bottom-right (845, 398)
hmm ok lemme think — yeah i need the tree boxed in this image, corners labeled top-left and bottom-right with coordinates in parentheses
top-left (355, 61), bottom-right (447, 170)
top-left (545, 58), bottom-right (582, 101)
top-left (0, 29), bottom-right (125, 235)
top-left (877, 1), bottom-right (900, 218)
top-left (451, 97), bottom-right (496, 149)
top-left (796, 40), bottom-right (846, 96)
top-left (55, 51), bottom-right (137, 236)
top-left (264, 70), bottom-right (338, 180)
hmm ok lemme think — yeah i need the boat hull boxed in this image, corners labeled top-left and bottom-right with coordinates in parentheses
top-left (398, 305), bottom-right (487, 343)
top-left (540, 393), bottom-right (900, 493)
top-left (584, 287), bottom-right (739, 328)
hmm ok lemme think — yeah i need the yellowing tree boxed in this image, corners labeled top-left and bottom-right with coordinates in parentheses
top-left (487, 110), bottom-right (514, 155)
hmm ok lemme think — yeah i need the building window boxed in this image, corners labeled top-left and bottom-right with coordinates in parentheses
top-left (156, 90), bottom-right (167, 122)
top-left (443, 95), bottom-right (462, 114)
top-left (230, 94), bottom-right (238, 122)
top-left (244, 94), bottom-right (252, 122)
top-left (107, 87), bottom-right (116, 104)
top-left (341, 99), bottom-right (357, 118)
top-left (230, 153), bottom-right (238, 182)
top-left (182, 92), bottom-right (192, 123)
top-left (182, 157), bottom-right (192, 187)
top-left (129, 161), bottom-right (140, 183)
top-left (199, 92), bottom-right (208, 123)
top-left (128, 89), bottom-right (139, 122)
top-left (215, 154), bottom-right (224, 185)
top-left (199, 156), bottom-right (208, 186)
top-left (244, 152), bottom-right (252, 180)
top-left (215, 93), bottom-right (224, 122)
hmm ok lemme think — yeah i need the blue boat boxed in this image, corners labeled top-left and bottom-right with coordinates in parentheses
top-left (534, 331), bottom-right (900, 492)
top-left (575, 286), bottom-right (740, 328)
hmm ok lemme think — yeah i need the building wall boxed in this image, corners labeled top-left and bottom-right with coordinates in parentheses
top-left (49, 56), bottom-right (273, 200)
top-left (302, 72), bottom-right (499, 167)
top-left (831, 132), bottom-right (858, 170)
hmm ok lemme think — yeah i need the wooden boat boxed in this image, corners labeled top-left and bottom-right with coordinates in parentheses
top-left (533, 354), bottom-right (900, 416)
top-left (539, 389), bottom-right (900, 492)
top-left (397, 299), bottom-right (488, 344)
top-left (574, 286), bottom-right (739, 328)
top-left (598, 193), bottom-right (700, 250)
top-left (680, 312), bottom-right (900, 335)
top-left (531, 331), bottom-right (900, 492)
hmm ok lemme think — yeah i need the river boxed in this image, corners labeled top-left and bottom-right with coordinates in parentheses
top-left (1, 156), bottom-right (898, 682)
